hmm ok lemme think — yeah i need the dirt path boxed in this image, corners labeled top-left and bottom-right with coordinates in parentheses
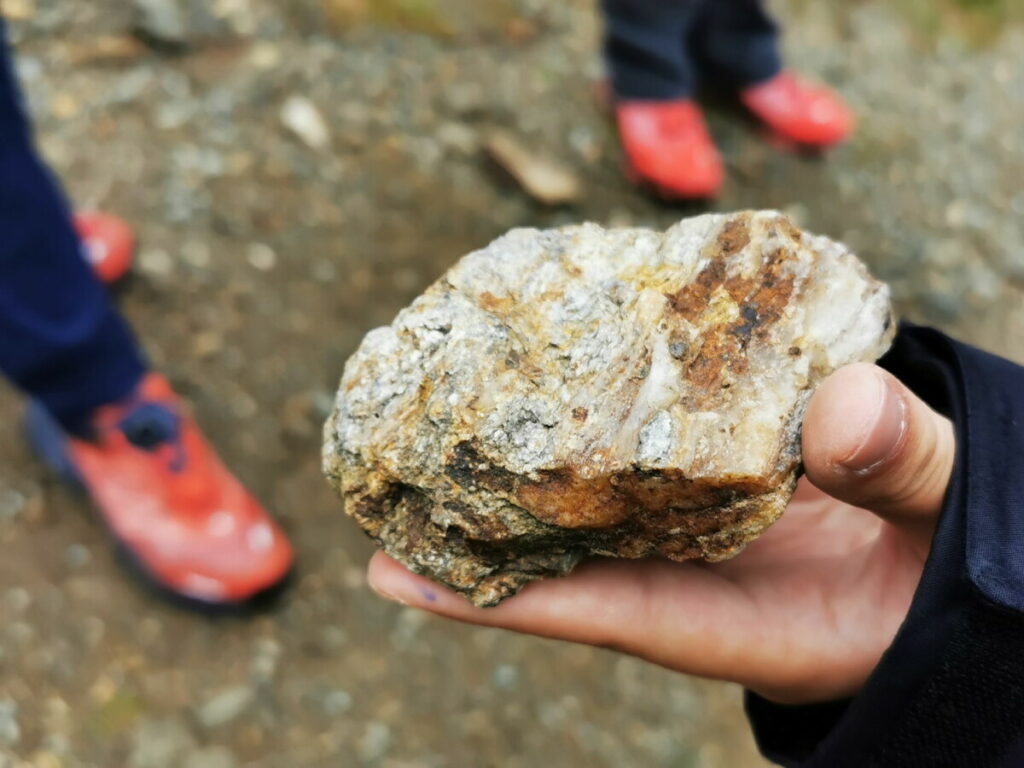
top-left (0, 1), bottom-right (1021, 765)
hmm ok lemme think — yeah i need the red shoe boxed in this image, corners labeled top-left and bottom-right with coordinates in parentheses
top-left (615, 100), bottom-right (724, 199)
top-left (74, 211), bottom-right (135, 286)
top-left (740, 71), bottom-right (854, 148)
top-left (26, 374), bottom-right (294, 607)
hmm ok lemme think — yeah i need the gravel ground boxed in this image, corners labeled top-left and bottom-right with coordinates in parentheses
top-left (0, 0), bottom-right (1021, 765)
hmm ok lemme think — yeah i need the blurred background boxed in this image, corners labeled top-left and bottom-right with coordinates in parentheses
top-left (0, 0), bottom-right (1021, 765)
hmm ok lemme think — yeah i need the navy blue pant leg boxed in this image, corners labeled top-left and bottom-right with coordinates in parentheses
top-left (0, 20), bottom-right (146, 434)
top-left (688, 0), bottom-right (781, 89)
top-left (602, 0), bottom-right (782, 100)
top-left (601, 0), bottom-right (700, 100)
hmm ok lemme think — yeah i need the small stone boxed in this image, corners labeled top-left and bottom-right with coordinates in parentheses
top-left (182, 746), bottom-right (238, 768)
top-left (319, 625), bottom-right (348, 653)
top-left (280, 96), bottom-right (330, 150)
top-left (1, 0), bottom-right (34, 21)
top-left (484, 130), bottom-right (582, 206)
top-left (321, 689), bottom-right (352, 716)
top-left (0, 700), bottom-right (20, 745)
top-left (436, 122), bottom-right (478, 155)
top-left (4, 587), bottom-right (31, 614)
top-left (493, 664), bottom-right (519, 691)
top-left (139, 248), bottom-right (174, 277)
top-left (246, 243), bottom-right (277, 271)
top-left (50, 92), bottom-right (79, 120)
top-left (311, 258), bottom-right (337, 283)
top-left (249, 638), bottom-right (281, 684)
top-left (325, 211), bottom-right (894, 606)
top-left (134, 0), bottom-right (188, 47)
top-left (0, 489), bottom-right (25, 520)
top-left (28, 751), bottom-right (62, 768)
top-left (65, 543), bottom-right (91, 569)
top-left (441, 82), bottom-right (486, 117)
top-left (195, 687), bottom-right (254, 729)
top-left (247, 42), bottom-right (281, 70)
top-left (128, 718), bottom-right (196, 768)
top-left (133, 0), bottom-right (225, 49)
top-left (568, 124), bottom-right (602, 164)
top-left (358, 722), bottom-right (392, 763)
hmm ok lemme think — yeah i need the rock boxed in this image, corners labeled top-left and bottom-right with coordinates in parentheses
top-left (492, 664), bottom-right (520, 691)
top-left (195, 686), bottom-right (254, 729)
top-left (182, 746), bottom-right (238, 768)
top-left (358, 722), bottom-right (393, 763)
top-left (133, 0), bottom-right (188, 48)
top-left (129, 718), bottom-right (196, 768)
top-left (246, 243), bottom-right (277, 272)
top-left (1, 0), bottom-right (34, 21)
top-left (324, 211), bottom-right (894, 606)
top-left (133, 0), bottom-right (226, 50)
top-left (64, 543), bottom-right (91, 569)
top-left (320, 689), bottom-right (353, 716)
top-left (0, 700), bottom-right (19, 745)
top-left (280, 96), bottom-right (331, 150)
top-left (484, 130), bottom-right (582, 206)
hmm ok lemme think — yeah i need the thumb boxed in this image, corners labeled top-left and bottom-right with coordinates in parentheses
top-left (802, 363), bottom-right (956, 521)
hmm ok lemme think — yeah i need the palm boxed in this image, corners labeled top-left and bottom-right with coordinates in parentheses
top-left (369, 363), bottom-right (955, 705)
top-left (371, 477), bottom-right (927, 703)
top-left (676, 477), bottom-right (927, 700)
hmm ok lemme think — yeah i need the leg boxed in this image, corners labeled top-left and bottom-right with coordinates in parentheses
top-left (688, 0), bottom-right (782, 89)
top-left (602, 1), bottom-right (725, 199)
top-left (0, 20), bottom-right (146, 435)
top-left (601, 0), bottom-right (702, 100)
top-left (688, 2), bottom-right (852, 148)
top-left (1, 20), bottom-right (294, 608)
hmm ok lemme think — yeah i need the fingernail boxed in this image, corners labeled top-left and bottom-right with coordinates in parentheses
top-left (839, 370), bottom-right (908, 473)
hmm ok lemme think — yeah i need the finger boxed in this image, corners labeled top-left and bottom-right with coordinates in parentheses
top-left (802, 363), bottom-right (955, 521)
top-left (367, 551), bottom-right (760, 681)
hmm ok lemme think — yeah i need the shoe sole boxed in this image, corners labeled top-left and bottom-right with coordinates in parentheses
top-left (23, 402), bottom-right (293, 616)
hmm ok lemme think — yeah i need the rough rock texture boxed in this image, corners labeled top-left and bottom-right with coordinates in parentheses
top-left (324, 211), bottom-right (895, 606)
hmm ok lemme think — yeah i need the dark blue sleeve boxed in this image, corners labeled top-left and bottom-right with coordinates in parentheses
top-left (744, 325), bottom-right (1024, 767)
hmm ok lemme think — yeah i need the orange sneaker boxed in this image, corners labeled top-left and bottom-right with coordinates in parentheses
top-left (741, 71), bottom-right (854, 149)
top-left (74, 211), bottom-right (135, 286)
top-left (615, 99), bottom-right (724, 199)
top-left (26, 373), bottom-right (294, 607)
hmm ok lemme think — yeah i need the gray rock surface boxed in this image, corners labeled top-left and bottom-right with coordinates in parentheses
top-left (325, 211), bottom-right (895, 605)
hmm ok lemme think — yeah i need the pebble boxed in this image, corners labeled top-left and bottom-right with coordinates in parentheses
top-left (0, 489), bottom-right (25, 521)
top-left (0, 700), bottom-right (20, 745)
top-left (128, 718), bottom-right (196, 768)
top-left (358, 722), bottom-right (393, 763)
top-left (436, 122), bottom-right (478, 155)
top-left (318, 625), bottom-right (349, 653)
top-left (64, 544), bottom-right (91, 570)
top-left (3, 588), bottom-right (31, 615)
top-left (139, 248), bottom-right (175, 277)
top-left (182, 746), bottom-right (239, 768)
top-left (246, 243), bottom-right (277, 272)
top-left (134, 0), bottom-right (188, 47)
top-left (321, 689), bottom-right (352, 716)
top-left (249, 638), bottom-right (282, 684)
top-left (484, 130), bottom-right (582, 206)
top-left (492, 664), bottom-right (520, 691)
top-left (195, 687), bottom-right (255, 729)
top-left (2, 0), bottom-right (34, 19)
top-left (280, 96), bottom-right (331, 150)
